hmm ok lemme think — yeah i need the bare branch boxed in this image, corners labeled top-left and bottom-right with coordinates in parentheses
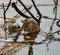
top-left (56, 20), bottom-right (60, 27)
top-left (31, 0), bottom-right (42, 21)
top-left (5, 0), bottom-right (12, 13)
top-left (12, 2), bottom-right (31, 18)
top-left (53, 30), bottom-right (60, 35)
top-left (50, 0), bottom-right (58, 31)
top-left (2, 3), bottom-right (7, 39)
top-left (42, 16), bottom-right (60, 20)
top-left (54, 38), bottom-right (60, 41)
top-left (18, 0), bottom-right (40, 24)
top-left (0, 3), bottom-right (60, 8)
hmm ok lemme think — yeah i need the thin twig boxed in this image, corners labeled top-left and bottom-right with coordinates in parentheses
top-left (0, 39), bottom-right (47, 45)
top-left (50, 0), bottom-right (58, 31)
top-left (18, 0), bottom-right (40, 24)
top-left (42, 16), bottom-right (60, 20)
top-left (4, 0), bottom-right (11, 13)
top-left (0, 16), bottom-right (60, 20)
top-left (2, 0), bottom-right (12, 40)
top-left (31, 0), bottom-right (42, 24)
top-left (2, 3), bottom-right (7, 39)
top-left (53, 30), bottom-right (60, 35)
top-left (54, 38), bottom-right (60, 41)
top-left (12, 2), bottom-right (31, 18)
top-left (56, 20), bottom-right (60, 27)
top-left (0, 4), bottom-right (60, 8)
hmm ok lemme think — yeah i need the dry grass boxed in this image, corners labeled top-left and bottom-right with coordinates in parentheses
top-left (0, 42), bottom-right (25, 55)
